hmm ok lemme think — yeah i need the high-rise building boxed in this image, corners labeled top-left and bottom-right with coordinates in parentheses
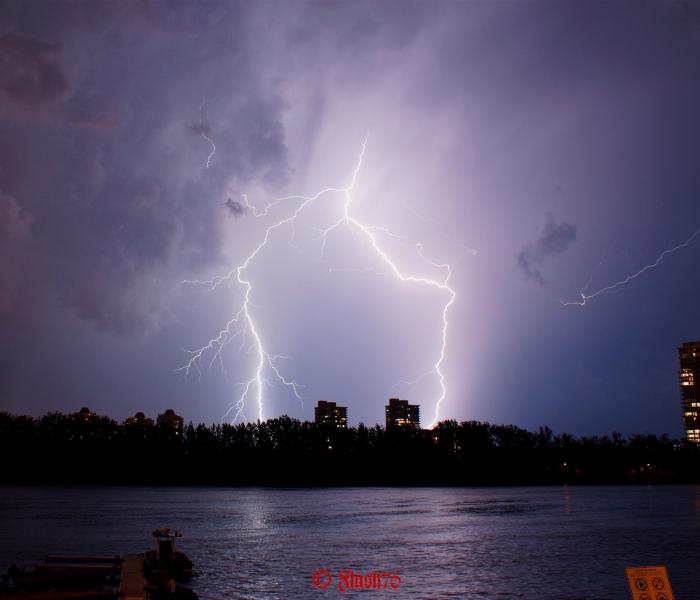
top-left (679, 341), bottom-right (700, 443)
top-left (314, 400), bottom-right (348, 428)
top-left (124, 411), bottom-right (154, 440)
top-left (124, 412), bottom-right (154, 428)
top-left (73, 406), bottom-right (96, 422)
top-left (385, 398), bottom-right (420, 429)
top-left (157, 409), bottom-right (184, 437)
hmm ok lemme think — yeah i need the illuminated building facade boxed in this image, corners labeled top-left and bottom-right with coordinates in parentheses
top-left (314, 400), bottom-right (348, 428)
top-left (679, 341), bottom-right (700, 443)
top-left (157, 409), bottom-right (184, 437)
top-left (124, 411), bottom-right (154, 428)
top-left (123, 411), bottom-right (154, 440)
top-left (385, 398), bottom-right (420, 429)
top-left (73, 406), bottom-right (95, 421)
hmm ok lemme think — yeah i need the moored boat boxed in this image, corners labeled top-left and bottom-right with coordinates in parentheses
top-left (1, 529), bottom-right (197, 600)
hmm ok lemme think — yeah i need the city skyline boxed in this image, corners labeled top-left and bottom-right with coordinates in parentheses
top-left (1, 2), bottom-right (700, 436)
top-left (7, 369), bottom-right (700, 445)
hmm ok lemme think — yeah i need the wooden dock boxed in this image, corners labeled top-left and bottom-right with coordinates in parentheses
top-left (46, 554), bottom-right (122, 564)
top-left (118, 554), bottom-right (145, 600)
top-left (2, 530), bottom-right (196, 599)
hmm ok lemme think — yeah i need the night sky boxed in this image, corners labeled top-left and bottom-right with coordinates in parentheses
top-left (2, 1), bottom-right (700, 436)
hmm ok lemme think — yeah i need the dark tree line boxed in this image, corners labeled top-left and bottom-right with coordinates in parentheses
top-left (0, 411), bottom-right (698, 485)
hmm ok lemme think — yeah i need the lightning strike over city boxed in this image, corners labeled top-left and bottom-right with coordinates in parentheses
top-left (5, 0), bottom-right (699, 440)
top-left (179, 139), bottom-right (456, 427)
top-left (7, 2), bottom-right (700, 596)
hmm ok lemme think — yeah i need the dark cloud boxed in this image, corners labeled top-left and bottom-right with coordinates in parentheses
top-left (223, 198), bottom-right (245, 218)
top-left (190, 122), bottom-right (212, 137)
top-left (0, 0), bottom-right (697, 436)
top-left (517, 214), bottom-right (577, 285)
top-left (0, 191), bottom-right (33, 241)
top-left (0, 191), bottom-right (33, 314)
top-left (67, 108), bottom-right (119, 130)
top-left (0, 32), bottom-right (68, 109)
top-left (0, 3), bottom-right (289, 337)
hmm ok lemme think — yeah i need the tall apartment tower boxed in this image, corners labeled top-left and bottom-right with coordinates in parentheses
top-left (385, 398), bottom-right (420, 429)
top-left (679, 341), bottom-right (700, 443)
top-left (314, 400), bottom-right (348, 428)
top-left (157, 408), bottom-right (184, 437)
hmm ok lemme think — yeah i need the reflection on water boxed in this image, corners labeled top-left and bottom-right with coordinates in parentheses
top-left (445, 498), bottom-right (530, 515)
top-left (1, 485), bottom-right (699, 599)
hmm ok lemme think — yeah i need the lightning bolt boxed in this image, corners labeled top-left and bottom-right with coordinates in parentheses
top-left (180, 138), bottom-right (456, 428)
top-left (202, 133), bottom-right (216, 169)
top-left (402, 198), bottom-right (479, 257)
top-left (563, 226), bottom-right (700, 306)
top-left (198, 99), bottom-right (216, 169)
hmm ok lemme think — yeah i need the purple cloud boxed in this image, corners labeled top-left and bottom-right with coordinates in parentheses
top-left (517, 214), bottom-right (578, 285)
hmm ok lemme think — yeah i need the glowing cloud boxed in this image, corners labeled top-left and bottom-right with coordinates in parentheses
top-left (179, 139), bottom-right (455, 428)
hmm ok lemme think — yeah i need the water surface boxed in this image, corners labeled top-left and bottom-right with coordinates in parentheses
top-left (1, 485), bottom-right (698, 598)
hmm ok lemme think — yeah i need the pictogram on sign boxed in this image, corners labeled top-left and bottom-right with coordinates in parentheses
top-left (625, 566), bottom-right (675, 600)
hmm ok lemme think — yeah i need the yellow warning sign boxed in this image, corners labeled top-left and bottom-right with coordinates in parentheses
top-left (626, 566), bottom-right (675, 600)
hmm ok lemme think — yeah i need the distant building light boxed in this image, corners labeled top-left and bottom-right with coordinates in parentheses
top-left (679, 341), bottom-right (700, 443)
top-left (314, 401), bottom-right (348, 428)
top-left (157, 409), bottom-right (184, 437)
top-left (385, 398), bottom-right (420, 429)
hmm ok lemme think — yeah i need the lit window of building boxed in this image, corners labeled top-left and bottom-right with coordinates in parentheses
top-left (679, 341), bottom-right (700, 443)
top-left (73, 406), bottom-right (95, 422)
top-left (124, 411), bottom-right (154, 428)
top-left (314, 401), bottom-right (348, 428)
top-left (385, 398), bottom-right (420, 429)
top-left (157, 409), bottom-right (184, 437)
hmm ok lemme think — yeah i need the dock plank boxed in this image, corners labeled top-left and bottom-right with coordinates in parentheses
top-left (119, 554), bottom-right (145, 600)
top-left (46, 554), bottom-right (122, 563)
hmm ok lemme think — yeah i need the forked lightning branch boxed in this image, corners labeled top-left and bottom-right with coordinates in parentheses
top-left (179, 140), bottom-right (456, 428)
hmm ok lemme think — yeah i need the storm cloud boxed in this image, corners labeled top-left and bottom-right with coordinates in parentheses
top-left (517, 215), bottom-right (578, 285)
top-left (0, 191), bottom-right (33, 241)
top-left (1, 0), bottom-right (699, 438)
top-left (0, 32), bottom-right (68, 110)
top-left (0, 1), bottom-right (289, 335)
top-left (223, 198), bottom-right (245, 218)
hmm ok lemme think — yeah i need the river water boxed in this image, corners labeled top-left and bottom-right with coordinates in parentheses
top-left (0, 485), bottom-right (699, 599)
